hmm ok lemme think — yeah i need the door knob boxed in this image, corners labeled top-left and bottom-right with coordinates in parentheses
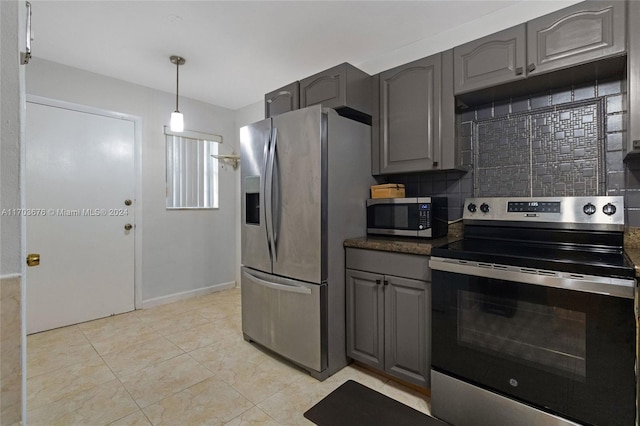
top-left (124, 224), bottom-right (133, 231)
top-left (26, 253), bottom-right (40, 267)
top-left (124, 199), bottom-right (132, 206)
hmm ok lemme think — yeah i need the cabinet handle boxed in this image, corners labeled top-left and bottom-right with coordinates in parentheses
top-left (527, 63), bottom-right (536, 73)
top-left (383, 280), bottom-right (388, 286)
top-left (515, 67), bottom-right (523, 76)
top-left (376, 279), bottom-right (381, 286)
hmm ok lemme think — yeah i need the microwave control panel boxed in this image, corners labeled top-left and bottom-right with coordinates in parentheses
top-left (418, 203), bottom-right (430, 229)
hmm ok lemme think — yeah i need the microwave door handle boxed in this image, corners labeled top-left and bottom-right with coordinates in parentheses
top-left (263, 129), bottom-right (273, 261)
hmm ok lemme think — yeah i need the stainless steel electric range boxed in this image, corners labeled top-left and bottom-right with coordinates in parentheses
top-left (429, 196), bottom-right (636, 426)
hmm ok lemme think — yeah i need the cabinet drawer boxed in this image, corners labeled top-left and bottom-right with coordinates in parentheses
top-left (346, 248), bottom-right (431, 282)
top-left (241, 267), bottom-right (326, 372)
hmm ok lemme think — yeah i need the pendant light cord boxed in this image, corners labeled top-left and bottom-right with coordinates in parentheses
top-left (175, 59), bottom-right (180, 112)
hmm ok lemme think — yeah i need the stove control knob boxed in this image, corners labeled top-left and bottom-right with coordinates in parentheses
top-left (603, 203), bottom-right (617, 216)
top-left (467, 203), bottom-right (477, 213)
top-left (480, 203), bottom-right (490, 213)
top-left (583, 203), bottom-right (596, 215)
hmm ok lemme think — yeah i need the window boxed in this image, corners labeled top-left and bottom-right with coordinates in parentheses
top-left (165, 127), bottom-right (222, 209)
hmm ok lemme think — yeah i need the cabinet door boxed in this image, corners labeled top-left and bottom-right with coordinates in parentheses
top-left (527, 1), bottom-right (626, 76)
top-left (300, 63), bottom-right (347, 110)
top-left (265, 81), bottom-right (299, 118)
top-left (384, 275), bottom-right (430, 388)
top-left (346, 269), bottom-right (384, 370)
top-left (629, 0), bottom-right (640, 153)
top-left (378, 54), bottom-right (441, 174)
top-left (454, 24), bottom-right (526, 95)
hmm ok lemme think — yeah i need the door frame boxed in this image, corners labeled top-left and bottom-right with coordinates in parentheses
top-left (22, 95), bottom-right (143, 310)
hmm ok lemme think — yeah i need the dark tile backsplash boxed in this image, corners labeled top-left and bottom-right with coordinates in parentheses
top-left (376, 77), bottom-right (639, 224)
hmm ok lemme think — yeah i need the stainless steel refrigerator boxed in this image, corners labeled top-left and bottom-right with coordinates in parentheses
top-left (240, 105), bottom-right (374, 380)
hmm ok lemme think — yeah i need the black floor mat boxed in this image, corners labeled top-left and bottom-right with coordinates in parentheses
top-left (303, 380), bottom-right (449, 426)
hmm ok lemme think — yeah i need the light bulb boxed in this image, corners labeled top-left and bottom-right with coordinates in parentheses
top-left (170, 111), bottom-right (184, 132)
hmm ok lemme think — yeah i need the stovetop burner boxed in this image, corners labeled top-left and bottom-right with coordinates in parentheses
top-left (433, 196), bottom-right (634, 279)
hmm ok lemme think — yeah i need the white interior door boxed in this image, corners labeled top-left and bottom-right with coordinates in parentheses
top-left (26, 101), bottom-right (135, 334)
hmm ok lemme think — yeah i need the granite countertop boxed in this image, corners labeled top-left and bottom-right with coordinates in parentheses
top-left (625, 248), bottom-right (640, 278)
top-left (343, 235), bottom-right (461, 256)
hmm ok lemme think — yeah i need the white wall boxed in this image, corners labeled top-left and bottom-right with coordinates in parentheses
top-left (26, 58), bottom-right (238, 302)
top-left (1, 0), bottom-right (23, 277)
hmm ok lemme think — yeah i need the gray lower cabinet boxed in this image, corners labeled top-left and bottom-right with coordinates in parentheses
top-left (454, 24), bottom-right (526, 95)
top-left (264, 81), bottom-right (300, 118)
top-left (526, 1), bottom-right (626, 76)
top-left (345, 248), bottom-right (431, 388)
top-left (373, 50), bottom-right (455, 175)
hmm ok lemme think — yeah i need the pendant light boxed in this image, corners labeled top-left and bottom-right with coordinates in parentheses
top-left (170, 55), bottom-right (186, 132)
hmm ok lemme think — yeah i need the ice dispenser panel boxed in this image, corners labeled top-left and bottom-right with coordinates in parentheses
top-left (245, 176), bottom-right (260, 225)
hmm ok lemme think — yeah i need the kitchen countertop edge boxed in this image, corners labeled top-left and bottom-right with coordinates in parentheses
top-left (344, 235), bottom-right (460, 257)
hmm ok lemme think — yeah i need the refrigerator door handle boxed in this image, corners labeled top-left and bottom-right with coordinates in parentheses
top-left (262, 131), bottom-right (273, 261)
top-left (268, 127), bottom-right (278, 261)
top-left (242, 271), bottom-right (312, 295)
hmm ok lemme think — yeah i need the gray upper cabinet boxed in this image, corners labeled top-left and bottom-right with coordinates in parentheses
top-left (527, 1), bottom-right (626, 76)
top-left (265, 81), bottom-right (299, 118)
top-left (299, 63), bottom-right (371, 117)
top-left (454, 24), bottom-right (526, 95)
top-left (629, 0), bottom-right (640, 154)
top-left (374, 51), bottom-right (456, 175)
top-left (376, 53), bottom-right (440, 175)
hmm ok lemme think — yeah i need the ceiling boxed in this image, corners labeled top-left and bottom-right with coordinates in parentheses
top-left (29, 1), bottom-right (579, 111)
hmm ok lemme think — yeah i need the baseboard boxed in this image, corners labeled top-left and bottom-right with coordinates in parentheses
top-left (141, 281), bottom-right (236, 309)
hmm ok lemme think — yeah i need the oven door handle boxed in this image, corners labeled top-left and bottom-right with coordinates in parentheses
top-left (429, 257), bottom-right (635, 299)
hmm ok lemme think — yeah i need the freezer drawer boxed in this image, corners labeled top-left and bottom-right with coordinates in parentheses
top-left (241, 267), bottom-right (327, 373)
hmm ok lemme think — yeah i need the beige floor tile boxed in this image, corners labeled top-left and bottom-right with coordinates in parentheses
top-left (190, 337), bottom-right (267, 372)
top-left (27, 354), bottom-right (116, 410)
top-left (379, 379), bottom-right (431, 415)
top-left (195, 301), bottom-right (242, 321)
top-left (102, 336), bottom-right (185, 378)
top-left (77, 311), bottom-right (141, 333)
top-left (27, 325), bottom-right (89, 353)
top-left (223, 406), bottom-right (280, 426)
top-left (257, 379), bottom-right (340, 426)
top-left (25, 287), bottom-right (432, 425)
top-left (108, 410), bottom-right (152, 426)
top-left (27, 342), bottom-right (99, 378)
top-left (135, 310), bottom-right (211, 336)
top-left (82, 320), bottom-right (163, 356)
top-left (212, 355), bottom-right (304, 404)
top-left (120, 353), bottom-right (213, 407)
top-left (323, 363), bottom-right (389, 391)
top-left (164, 321), bottom-right (238, 352)
top-left (27, 379), bottom-right (138, 426)
top-left (142, 377), bottom-right (254, 426)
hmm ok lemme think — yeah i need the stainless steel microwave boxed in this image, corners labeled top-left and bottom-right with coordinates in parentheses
top-left (366, 197), bottom-right (448, 238)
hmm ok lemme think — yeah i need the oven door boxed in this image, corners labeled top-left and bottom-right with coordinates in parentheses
top-left (430, 259), bottom-right (636, 426)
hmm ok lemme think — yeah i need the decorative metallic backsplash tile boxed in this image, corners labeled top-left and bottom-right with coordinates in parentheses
top-left (474, 101), bottom-right (604, 197)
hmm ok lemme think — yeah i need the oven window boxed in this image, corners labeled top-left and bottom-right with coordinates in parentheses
top-left (457, 290), bottom-right (586, 379)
